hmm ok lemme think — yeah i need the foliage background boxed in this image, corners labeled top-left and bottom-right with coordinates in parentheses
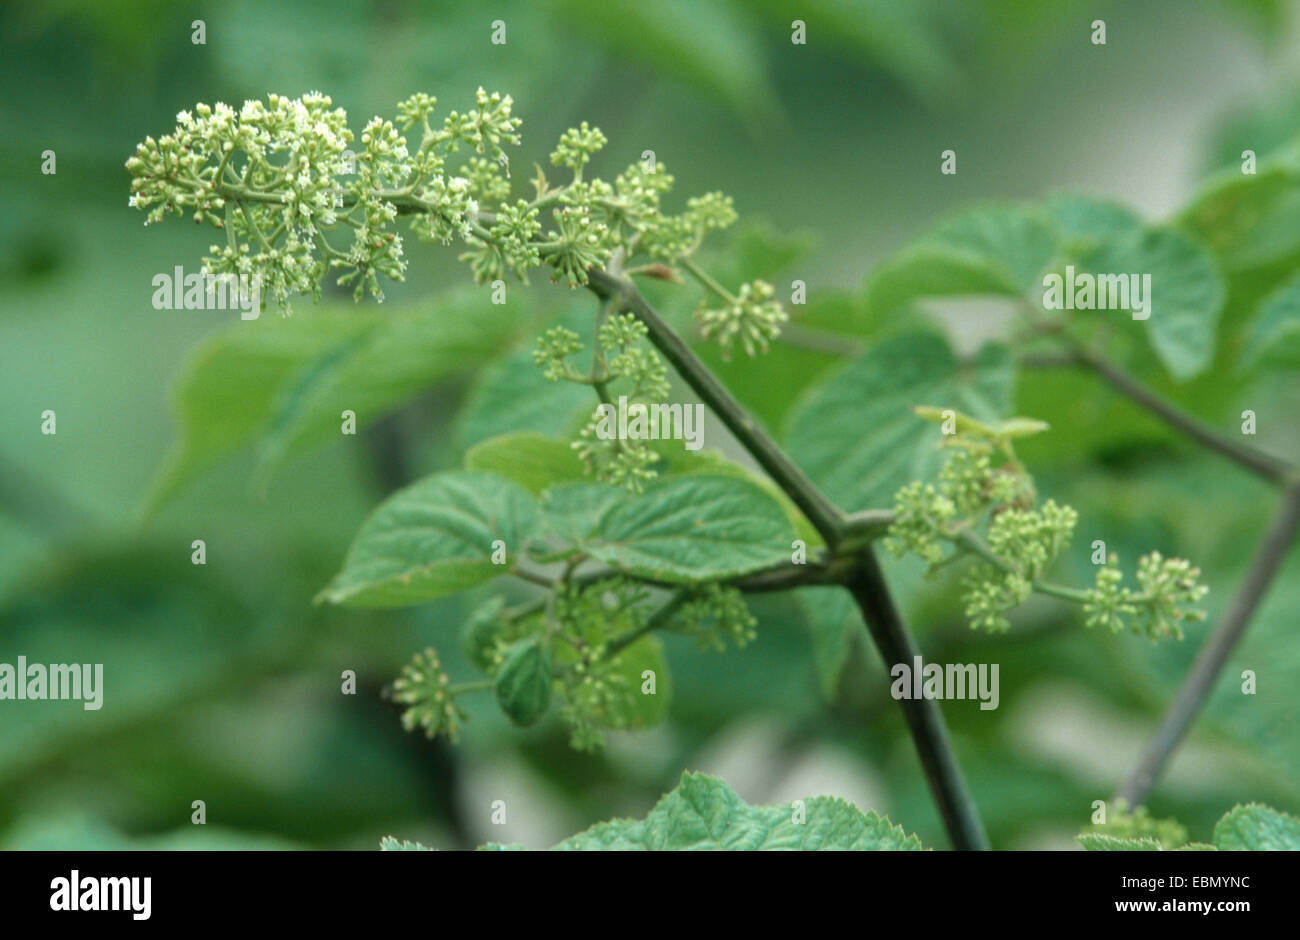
top-left (0, 0), bottom-right (1297, 849)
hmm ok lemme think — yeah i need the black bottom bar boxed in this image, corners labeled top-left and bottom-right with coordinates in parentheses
top-left (3, 848), bottom-right (1284, 926)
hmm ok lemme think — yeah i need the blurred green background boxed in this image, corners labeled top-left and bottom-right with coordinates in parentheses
top-left (1, 0), bottom-right (1298, 850)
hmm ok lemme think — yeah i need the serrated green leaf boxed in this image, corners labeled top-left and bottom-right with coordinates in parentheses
top-left (483, 772), bottom-right (925, 850)
top-left (536, 483), bottom-right (625, 558)
top-left (465, 431), bottom-right (586, 495)
top-left (1078, 833), bottom-right (1164, 851)
top-left (866, 244), bottom-right (1023, 317)
top-left (924, 203), bottom-right (1060, 292)
top-left (646, 441), bottom-right (820, 548)
top-left (581, 474), bottom-right (796, 582)
top-left (1240, 271), bottom-right (1300, 370)
top-left (318, 471), bottom-right (538, 607)
top-left (1213, 803), bottom-right (1300, 850)
top-left (379, 836), bottom-right (434, 851)
top-left (495, 638), bottom-right (553, 727)
top-left (867, 204), bottom-right (1058, 316)
top-left (785, 332), bottom-right (1015, 512)
top-left (516, 440), bottom-right (819, 556)
top-left (1082, 227), bottom-right (1225, 380)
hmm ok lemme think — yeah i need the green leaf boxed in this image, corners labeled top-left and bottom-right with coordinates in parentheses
top-left (1213, 803), bottom-right (1300, 850)
top-left (866, 243), bottom-right (1021, 316)
top-left (867, 204), bottom-right (1058, 316)
top-left (785, 331), bottom-right (1015, 512)
top-left (379, 836), bottom-right (434, 851)
top-left (453, 339), bottom-right (593, 452)
top-left (1078, 834), bottom-right (1164, 851)
top-left (536, 483), bottom-right (625, 558)
top-left (582, 474), bottom-right (796, 582)
top-left (990, 416), bottom-right (1051, 439)
top-left (148, 311), bottom-right (370, 511)
top-left (924, 203), bottom-right (1060, 292)
top-left (495, 638), bottom-right (553, 728)
top-left (461, 596), bottom-right (509, 672)
top-left (317, 471), bottom-right (538, 607)
top-left (912, 407), bottom-right (1047, 441)
top-left (753, 0), bottom-right (959, 102)
top-left (513, 441), bottom-right (820, 556)
top-left (1082, 227), bottom-right (1225, 380)
top-left (1044, 193), bottom-right (1142, 254)
top-left (572, 635), bottom-right (670, 732)
top-left (798, 586), bottom-right (869, 702)
top-left (552, 0), bottom-right (778, 125)
top-left (1178, 152), bottom-right (1300, 271)
top-left (646, 441), bottom-right (820, 548)
top-left (465, 431), bottom-right (586, 495)
top-left (148, 295), bottom-right (515, 510)
top-left (1240, 271), bottom-right (1300, 370)
top-left (693, 289), bottom-right (865, 431)
top-left (484, 772), bottom-right (925, 850)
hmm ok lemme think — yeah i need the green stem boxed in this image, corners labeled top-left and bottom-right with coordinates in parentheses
top-left (844, 553), bottom-right (991, 850)
top-left (1053, 335), bottom-right (1294, 485)
top-left (238, 203), bottom-right (273, 252)
top-left (1116, 482), bottom-right (1300, 806)
top-left (583, 267), bottom-right (990, 850)
top-left (586, 269), bottom-right (845, 546)
top-left (605, 590), bottom-right (688, 659)
top-left (569, 556), bottom-right (839, 594)
top-left (951, 527), bottom-right (1092, 604)
top-left (778, 323), bottom-right (865, 358)
top-left (680, 256), bottom-right (737, 304)
top-left (448, 679), bottom-right (495, 696)
top-left (510, 568), bottom-right (554, 588)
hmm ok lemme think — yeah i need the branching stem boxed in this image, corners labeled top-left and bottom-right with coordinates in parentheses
top-left (1057, 337), bottom-right (1293, 485)
top-left (584, 266), bottom-right (990, 850)
top-left (1032, 330), bottom-right (1300, 802)
top-left (1116, 483), bottom-right (1300, 807)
